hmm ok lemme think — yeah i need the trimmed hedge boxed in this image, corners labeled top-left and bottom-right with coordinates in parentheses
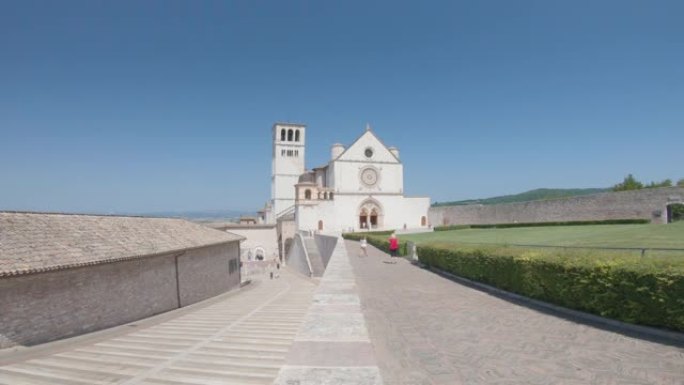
top-left (342, 232), bottom-right (409, 256)
top-left (434, 225), bottom-right (471, 231)
top-left (418, 244), bottom-right (684, 332)
top-left (343, 230), bottom-right (394, 238)
top-left (434, 218), bottom-right (650, 231)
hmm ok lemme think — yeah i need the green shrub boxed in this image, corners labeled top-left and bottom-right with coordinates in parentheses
top-left (418, 244), bottom-right (684, 331)
top-left (342, 232), bottom-right (409, 256)
top-left (433, 218), bottom-right (649, 231)
top-left (434, 225), bottom-right (471, 231)
top-left (342, 230), bottom-right (394, 240)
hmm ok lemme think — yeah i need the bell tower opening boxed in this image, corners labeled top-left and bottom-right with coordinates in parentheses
top-left (271, 123), bottom-right (306, 222)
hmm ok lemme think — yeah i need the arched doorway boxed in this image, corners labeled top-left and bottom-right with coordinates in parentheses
top-left (370, 208), bottom-right (379, 228)
top-left (358, 199), bottom-right (383, 230)
top-left (255, 247), bottom-right (265, 261)
top-left (359, 208), bottom-right (368, 229)
top-left (318, 220), bottom-right (324, 231)
top-left (667, 203), bottom-right (684, 223)
top-left (421, 216), bottom-right (427, 226)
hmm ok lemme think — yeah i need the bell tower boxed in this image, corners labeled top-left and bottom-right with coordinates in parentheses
top-left (271, 123), bottom-right (306, 220)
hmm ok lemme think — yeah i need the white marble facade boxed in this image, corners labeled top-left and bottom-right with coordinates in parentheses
top-left (266, 123), bottom-right (430, 233)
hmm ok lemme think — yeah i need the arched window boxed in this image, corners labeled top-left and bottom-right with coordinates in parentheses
top-left (288, 129), bottom-right (293, 141)
top-left (318, 220), bottom-right (323, 231)
top-left (329, 192), bottom-right (333, 200)
top-left (305, 189), bottom-right (312, 200)
top-left (370, 208), bottom-right (378, 228)
top-left (281, 129), bottom-right (286, 141)
top-left (295, 130), bottom-right (300, 142)
top-left (421, 216), bottom-right (427, 226)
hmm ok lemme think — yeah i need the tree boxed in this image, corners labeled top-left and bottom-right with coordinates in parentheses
top-left (646, 179), bottom-right (672, 188)
top-left (668, 203), bottom-right (684, 222)
top-left (678, 178), bottom-right (684, 187)
top-left (613, 174), bottom-right (643, 192)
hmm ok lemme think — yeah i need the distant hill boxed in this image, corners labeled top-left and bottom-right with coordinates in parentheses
top-left (136, 209), bottom-right (250, 222)
top-left (432, 188), bottom-right (610, 207)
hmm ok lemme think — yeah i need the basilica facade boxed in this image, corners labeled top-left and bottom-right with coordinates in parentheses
top-left (264, 123), bottom-right (430, 233)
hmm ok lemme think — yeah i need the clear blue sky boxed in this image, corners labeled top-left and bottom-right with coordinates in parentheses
top-left (1, 1), bottom-right (682, 214)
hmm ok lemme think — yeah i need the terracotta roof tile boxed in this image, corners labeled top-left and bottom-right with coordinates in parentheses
top-left (0, 212), bottom-right (243, 277)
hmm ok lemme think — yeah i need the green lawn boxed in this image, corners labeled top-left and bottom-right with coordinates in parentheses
top-left (399, 224), bottom-right (684, 331)
top-left (400, 222), bottom-right (684, 253)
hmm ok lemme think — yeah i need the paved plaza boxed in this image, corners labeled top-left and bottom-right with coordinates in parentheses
top-left (0, 237), bottom-right (683, 385)
top-left (0, 270), bottom-right (317, 384)
top-left (347, 240), bottom-right (684, 385)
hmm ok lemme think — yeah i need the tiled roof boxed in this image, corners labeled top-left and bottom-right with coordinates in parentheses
top-left (0, 212), bottom-right (244, 277)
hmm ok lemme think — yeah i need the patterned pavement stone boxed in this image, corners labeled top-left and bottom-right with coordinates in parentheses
top-left (274, 237), bottom-right (382, 385)
top-left (0, 270), bottom-right (317, 384)
top-left (346, 240), bottom-right (684, 385)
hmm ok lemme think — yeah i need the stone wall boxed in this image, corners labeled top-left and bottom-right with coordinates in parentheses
top-left (220, 225), bottom-right (279, 263)
top-left (0, 242), bottom-right (241, 349)
top-left (286, 234), bottom-right (312, 277)
top-left (177, 242), bottom-right (241, 307)
top-left (314, 234), bottom-right (338, 269)
top-left (429, 187), bottom-right (684, 226)
top-left (241, 260), bottom-right (275, 277)
top-left (278, 218), bottom-right (297, 259)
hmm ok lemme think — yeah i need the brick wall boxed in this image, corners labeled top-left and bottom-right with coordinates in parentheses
top-left (429, 187), bottom-right (684, 226)
top-left (0, 241), bottom-right (241, 349)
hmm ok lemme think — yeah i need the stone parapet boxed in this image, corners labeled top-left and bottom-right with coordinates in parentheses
top-left (430, 187), bottom-right (684, 226)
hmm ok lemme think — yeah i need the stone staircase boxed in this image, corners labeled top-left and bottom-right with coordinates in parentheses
top-left (0, 271), bottom-right (318, 384)
top-left (303, 237), bottom-right (326, 277)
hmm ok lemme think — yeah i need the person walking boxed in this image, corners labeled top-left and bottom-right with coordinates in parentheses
top-left (389, 233), bottom-right (399, 258)
top-left (273, 258), bottom-right (280, 279)
top-left (360, 237), bottom-right (368, 257)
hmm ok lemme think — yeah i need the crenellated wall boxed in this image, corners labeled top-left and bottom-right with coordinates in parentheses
top-left (429, 187), bottom-right (684, 226)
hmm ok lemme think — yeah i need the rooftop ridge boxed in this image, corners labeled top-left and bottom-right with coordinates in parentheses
top-left (0, 212), bottom-right (244, 277)
top-left (0, 210), bottom-right (164, 219)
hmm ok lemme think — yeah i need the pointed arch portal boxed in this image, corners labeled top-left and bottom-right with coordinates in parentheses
top-left (358, 198), bottom-right (383, 230)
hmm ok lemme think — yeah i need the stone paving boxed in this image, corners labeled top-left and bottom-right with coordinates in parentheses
top-left (274, 238), bottom-right (382, 385)
top-left (0, 270), bottom-right (317, 385)
top-left (2, 237), bottom-right (684, 385)
top-left (346, 240), bottom-right (684, 385)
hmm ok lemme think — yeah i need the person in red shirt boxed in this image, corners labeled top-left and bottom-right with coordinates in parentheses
top-left (389, 233), bottom-right (399, 257)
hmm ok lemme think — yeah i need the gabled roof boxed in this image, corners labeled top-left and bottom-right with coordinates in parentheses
top-left (333, 126), bottom-right (401, 163)
top-left (0, 212), bottom-right (244, 277)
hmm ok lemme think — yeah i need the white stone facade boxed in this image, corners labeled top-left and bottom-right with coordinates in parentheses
top-left (220, 225), bottom-right (279, 262)
top-left (267, 124), bottom-right (430, 233)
